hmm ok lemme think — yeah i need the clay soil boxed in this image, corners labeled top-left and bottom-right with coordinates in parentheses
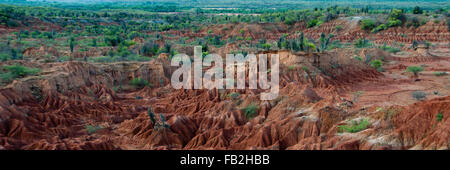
top-left (0, 19), bottom-right (449, 150)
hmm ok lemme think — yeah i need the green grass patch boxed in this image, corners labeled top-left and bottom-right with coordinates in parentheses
top-left (338, 119), bottom-right (370, 133)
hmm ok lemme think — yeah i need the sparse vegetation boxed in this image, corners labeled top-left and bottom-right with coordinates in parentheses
top-left (411, 91), bottom-right (427, 101)
top-left (354, 38), bottom-right (372, 48)
top-left (352, 91), bottom-right (364, 103)
top-left (85, 125), bottom-right (103, 134)
top-left (436, 112), bottom-right (443, 122)
top-left (0, 0), bottom-right (447, 151)
top-left (147, 106), bottom-right (170, 129)
top-left (379, 44), bottom-right (401, 54)
top-left (433, 72), bottom-right (448, 77)
top-left (242, 103), bottom-right (259, 119)
top-left (361, 19), bottom-right (376, 31)
top-left (338, 119), bottom-right (370, 133)
top-left (0, 64), bottom-right (40, 84)
top-left (227, 92), bottom-right (241, 100)
top-left (288, 65), bottom-right (295, 71)
top-left (370, 59), bottom-right (383, 71)
top-left (130, 77), bottom-right (151, 88)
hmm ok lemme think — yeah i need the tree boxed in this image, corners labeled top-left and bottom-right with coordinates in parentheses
top-left (262, 43), bottom-right (271, 50)
top-left (406, 66), bottom-right (424, 78)
top-left (413, 6), bottom-right (423, 14)
top-left (388, 9), bottom-right (406, 27)
top-left (142, 41), bottom-right (159, 57)
top-left (69, 39), bottom-right (74, 53)
top-left (11, 49), bottom-right (17, 60)
top-left (92, 38), bottom-right (97, 47)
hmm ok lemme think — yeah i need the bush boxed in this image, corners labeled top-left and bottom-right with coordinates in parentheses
top-left (242, 103), bottom-right (259, 119)
top-left (0, 72), bottom-right (15, 83)
top-left (370, 59), bottom-right (382, 70)
top-left (388, 19), bottom-right (402, 27)
top-left (0, 54), bottom-right (10, 61)
top-left (413, 6), bottom-right (423, 14)
top-left (379, 44), bottom-right (401, 53)
top-left (88, 56), bottom-right (117, 63)
top-left (58, 56), bottom-right (71, 62)
top-left (2, 64), bottom-right (40, 78)
top-left (354, 38), bottom-right (371, 48)
top-left (406, 66), bottom-right (424, 77)
top-left (353, 56), bottom-right (362, 61)
top-left (360, 19), bottom-right (376, 31)
top-left (307, 19), bottom-right (319, 28)
top-left (437, 112), bottom-right (443, 122)
top-left (85, 125), bottom-right (103, 134)
top-left (288, 65), bottom-right (295, 71)
top-left (411, 91), bottom-right (426, 101)
top-left (130, 77), bottom-right (150, 88)
top-left (338, 119), bottom-right (370, 133)
top-left (433, 72), bottom-right (448, 76)
top-left (372, 24), bottom-right (387, 33)
top-left (227, 92), bottom-right (240, 100)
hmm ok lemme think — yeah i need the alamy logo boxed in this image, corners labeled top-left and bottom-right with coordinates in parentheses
top-left (171, 46), bottom-right (279, 100)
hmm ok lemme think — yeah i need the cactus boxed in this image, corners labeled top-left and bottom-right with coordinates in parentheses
top-left (159, 114), bottom-right (170, 128)
top-left (147, 107), bottom-right (156, 124)
top-left (319, 32), bottom-right (334, 52)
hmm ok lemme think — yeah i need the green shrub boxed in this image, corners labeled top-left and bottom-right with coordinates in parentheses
top-left (302, 66), bottom-right (309, 72)
top-left (130, 77), bottom-right (150, 88)
top-left (242, 103), bottom-right (259, 119)
top-left (85, 125), bottom-right (103, 134)
top-left (0, 53), bottom-right (12, 61)
top-left (360, 19), bottom-right (376, 31)
top-left (307, 19), bottom-right (319, 28)
top-left (2, 64), bottom-right (40, 78)
top-left (370, 59), bottom-right (382, 70)
top-left (288, 65), bottom-right (295, 71)
top-left (338, 119), bottom-right (370, 133)
top-left (58, 56), bottom-right (71, 62)
top-left (379, 44), bottom-right (401, 53)
top-left (433, 72), bottom-right (448, 76)
top-left (354, 38), bottom-right (371, 48)
top-left (412, 6), bottom-right (423, 14)
top-left (387, 19), bottom-right (402, 27)
top-left (227, 92), bottom-right (240, 100)
top-left (353, 56), bottom-right (362, 61)
top-left (406, 66), bottom-right (424, 77)
top-left (88, 56), bottom-right (117, 63)
top-left (436, 112), bottom-right (443, 122)
top-left (0, 72), bottom-right (15, 82)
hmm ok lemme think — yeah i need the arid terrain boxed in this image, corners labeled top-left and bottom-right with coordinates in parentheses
top-left (0, 1), bottom-right (448, 150)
